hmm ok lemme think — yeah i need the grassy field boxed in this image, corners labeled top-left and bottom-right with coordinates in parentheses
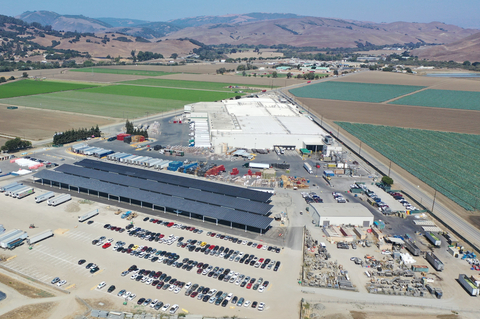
top-left (82, 84), bottom-right (241, 101)
top-left (290, 81), bottom-right (425, 103)
top-left (336, 122), bottom-right (480, 211)
top-left (71, 68), bottom-right (176, 77)
top-left (389, 89), bottom-right (480, 111)
top-left (0, 80), bottom-right (99, 99)
top-left (0, 91), bottom-right (189, 118)
top-left (120, 78), bottom-right (272, 91)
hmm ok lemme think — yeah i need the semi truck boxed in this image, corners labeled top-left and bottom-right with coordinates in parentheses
top-left (47, 194), bottom-right (71, 206)
top-left (35, 191), bottom-right (55, 203)
top-left (15, 187), bottom-right (35, 199)
top-left (425, 252), bottom-right (444, 271)
top-left (0, 182), bottom-right (21, 192)
top-left (0, 230), bottom-right (28, 249)
top-left (6, 184), bottom-right (25, 196)
top-left (245, 163), bottom-right (270, 169)
top-left (78, 209), bottom-right (99, 222)
top-left (304, 162), bottom-right (313, 174)
top-left (27, 230), bottom-right (53, 245)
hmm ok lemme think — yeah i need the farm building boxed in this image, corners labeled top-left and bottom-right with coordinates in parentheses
top-left (310, 203), bottom-right (374, 227)
top-left (184, 97), bottom-right (328, 152)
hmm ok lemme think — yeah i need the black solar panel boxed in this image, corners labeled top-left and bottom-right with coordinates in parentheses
top-left (55, 164), bottom-right (272, 215)
top-left (33, 170), bottom-right (272, 229)
top-left (75, 159), bottom-right (273, 203)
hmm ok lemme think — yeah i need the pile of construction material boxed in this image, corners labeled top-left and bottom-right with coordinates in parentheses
top-left (280, 175), bottom-right (309, 189)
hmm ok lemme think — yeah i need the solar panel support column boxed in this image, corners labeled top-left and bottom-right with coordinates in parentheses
top-left (141, 202), bottom-right (143, 208)
top-left (245, 225), bottom-right (247, 232)
top-left (216, 219), bottom-right (218, 226)
top-left (189, 212), bottom-right (191, 219)
top-left (230, 222), bottom-right (232, 229)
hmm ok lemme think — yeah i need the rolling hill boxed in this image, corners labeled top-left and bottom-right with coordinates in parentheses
top-left (412, 32), bottom-right (480, 62)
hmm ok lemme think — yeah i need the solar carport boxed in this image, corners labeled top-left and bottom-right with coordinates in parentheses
top-left (33, 163), bottom-right (273, 232)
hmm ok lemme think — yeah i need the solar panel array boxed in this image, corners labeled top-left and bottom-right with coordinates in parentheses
top-left (55, 164), bottom-right (272, 215)
top-left (75, 159), bottom-right (273, 203)
top-left (33, 170), bottom-right (273, 229)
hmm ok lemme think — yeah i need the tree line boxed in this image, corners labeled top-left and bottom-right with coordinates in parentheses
top-left (53, 125), bottom-right (101, 145)
top-left (1, 137), bottom-right (31, 152)
top-left (125, 120), bottom-right (148, 139)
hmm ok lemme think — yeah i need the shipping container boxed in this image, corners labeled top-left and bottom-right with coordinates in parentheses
top-left (78, 209), bottom-right (99, 222)
top-left (116, 133), bottom-right (130, 141)
top-left (458, 274), bottom-right (480, 296)
top-left (425, 232), bottom-right (441, 247)
top-left (425, 252), bottom-right (444, 271)
top-left (404, 239), bottom-right (421, 256)
top-left (0, 182), bottom-right (21, 192)
top-left (248, 163), bottom-right (270, 169)
top-left (323, 170), bottom-right (335, 177)
top-left (411, 265), bottom-right (429, 272)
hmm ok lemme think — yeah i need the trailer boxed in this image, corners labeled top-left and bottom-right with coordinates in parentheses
top-left (27, 230), bottom-right (53, 245)
top-left (425, 252), bottom-right (444, 271)
top-left (247, 163), bottom-right (270, 170)
top-left (404, 239), bottom-right (421, 256)
top-left (0, 229), bottom-right (23, 243)
top-left (0, 230), bottom-right (28, 249)
top-left (16, 187), bottom-right (35, 199)
top-left (304, 162), bottom-right (313, 174)
top-left (47, 194), bottom-right (71, 206)
top-left (6, 184), bottom-right (26, 196)
top-left (0, 182), bottom-right (20, 192)
top-left (458, 274), bottom-right (480, 296)
top-left (121, 211), bottom-right (132, 219)
top-left (35, 191), bottom-right (55, 203)
top-left (425, 232), bottom-right (441, 247)
top-left (9, 185), bottom-right (31, 198)
top-left (78, 209), bottom-right (99, 222)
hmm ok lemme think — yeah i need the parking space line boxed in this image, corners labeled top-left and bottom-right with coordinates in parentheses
top-left (92, 269), bottom-right (104, 276)
top-left (91, 285), bottom-right (98, 291)
top-left (65, 284), bottom-right (76, 290)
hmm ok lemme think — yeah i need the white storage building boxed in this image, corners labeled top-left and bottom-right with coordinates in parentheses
top-left (310, 203), bottom-right (374, 227)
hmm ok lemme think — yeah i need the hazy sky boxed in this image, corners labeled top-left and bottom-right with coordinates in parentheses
top-left (2, 0), bottom-right (480, 29)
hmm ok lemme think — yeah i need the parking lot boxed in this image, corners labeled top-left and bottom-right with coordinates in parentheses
top-left (0, 183), bottom-right (302, 318)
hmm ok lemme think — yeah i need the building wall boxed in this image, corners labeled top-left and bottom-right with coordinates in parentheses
top-left (318, 216), bottom-right (373, 227)
top-left (212, 133), bottom-right (323, 150)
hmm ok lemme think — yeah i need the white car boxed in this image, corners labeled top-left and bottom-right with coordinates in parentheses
top-left (150, 299), bottom-right (158, 307)
top-left (124, 291), bottom-right (131, 298)
top-left (242, 240), bottom-right (247, 245)
top-left (169, 304), bottom-right (179, 314)
top-left (174, 287), bottom-right (181, 294)
top-left (258, 286), bottom-right (265, 293)
top-left (185, 282), bottom-right (192, 290)
top-left (57, 280), bottom-right (67, 287)
top-left (127, 293), bottom-right (136, 301)
top-left (235, 279), bottom-right (242, 285)
top-left (130, 274), bottom-right (138, 280)
top-left (97, 281), bottom-right (106, 289)
top-left (225, 293), bottom-right (233, 301)
top-left (107, 238), bottom-right (114, 243)
top-left (258, 302), bottom-right (265, 311)
top-left (263, 245), bottom-right (267, 250)
top-left (168, 285), bottom-right (175, 292)
top-left (141, 276), bottom-right (148, 283)
top-left (161, 303), bottom-right (170, 312)
top-left (244, 300), bottom-right (251, 307)
top-left (146, 278), bottom-right (153, 285)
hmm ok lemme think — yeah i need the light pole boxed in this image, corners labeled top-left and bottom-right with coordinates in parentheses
top-left (359, 141), bottom-right (362, 156)
top-left (388, 160), bottom-right (392, 176)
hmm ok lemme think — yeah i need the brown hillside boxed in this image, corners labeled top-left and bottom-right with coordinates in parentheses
top-left (412, 32), bottom-right (480, 62)
top-left (162, 17), bottom-right (478, 48)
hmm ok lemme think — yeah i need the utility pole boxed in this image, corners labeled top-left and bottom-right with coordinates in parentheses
top-left (388, 160), bottom-right (392, 176)
top-left (359, 141), bottom-right (362, 156)
top-left (431, 190), bottom-right (437, 213)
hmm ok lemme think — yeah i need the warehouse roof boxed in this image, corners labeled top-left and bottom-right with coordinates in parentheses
top-left (74, 159), bottom-right (272, 203)
top-left (34, 170), bottom-right (272, 230)
top-left (310, 203), bottom-right (374, 218)
top-left (55, 164), bottom-right (272, 215)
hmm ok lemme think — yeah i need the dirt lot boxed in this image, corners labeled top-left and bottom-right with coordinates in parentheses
top-left (0, 106), bottom-right (119, 141)
top-left (0, 272), bottom-right (54, 299)
top-left (161, 72), bottom-right (303, 87)
top-left (227, 49), bottom-right (284, 59)
top-left (0, 302), bottom-right (58, 319)
top-left (297, 97), bottom-right (480, 134)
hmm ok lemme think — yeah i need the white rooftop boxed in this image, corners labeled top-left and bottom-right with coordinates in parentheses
top-left (310, 203), bottom-right (374, 218)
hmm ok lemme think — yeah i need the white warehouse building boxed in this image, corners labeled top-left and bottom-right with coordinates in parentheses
top-left (184, 97), bottom-right (329, 152)
top-left (310, 203), bottom-right (374, 227)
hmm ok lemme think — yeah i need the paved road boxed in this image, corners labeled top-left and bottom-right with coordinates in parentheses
top-left (278, 86), bottom-right (480, 249)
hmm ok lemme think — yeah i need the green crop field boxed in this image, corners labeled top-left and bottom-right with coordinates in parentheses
top-left (0, 91), bottom-right (190, 118)
top-left (0, 79), bottom-right (99, 99)
top-left (81, 84), bottom-right (241, 101)
top-left (120, 78), bottom-right (272, 91)
top-left (71, 68), bottom-right (176, 77)
top-left (290, 81), bottom-right (425, 103)
top-left (336, 122), bottom-right (480, 211)
top-left (389, 89), bottom-right (480, 111)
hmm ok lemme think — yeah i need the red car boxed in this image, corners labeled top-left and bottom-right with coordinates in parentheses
top-left (246, 282), bottom-right (252, 289)
top-left (167, 222), bottom-right (174, 227)
top-left (159, 234), bottom-right (165, 238)
top-left (197, 268), bottom-right (202, 274)
top-left (259, 258), bottom-right (264, 263)
top-left (190, 227), bottom-right (195, 231)
top-left (190, 291), bottom-right (198, 298)
top-left (102, 242), bottom-right (111, 249)
top-left (208, 245), bottom-right (215, 250)
top-left (210, 233), bottom-right (216, 237)
top-left (257, 244), bottom-right (263, 249)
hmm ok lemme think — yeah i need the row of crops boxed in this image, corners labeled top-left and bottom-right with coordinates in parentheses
top-left (390, 89), bottom-right (480, 111)
top-left (289, 81), bottom-right (425, 103)
top-left (336, 122), bottom-right (480, 211)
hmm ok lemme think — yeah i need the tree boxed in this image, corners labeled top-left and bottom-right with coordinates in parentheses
top-left (272, 71), bottom-right (278, 78)
top-left (0, 77), bottom-right (5, 83)
top-left (170, 53), bottom-right (178, 60)
top-left (130, 50), bottom-right (136, 63)
top-left (286, 72), bottom-right (292, 79)
top-left (22, 72), bottom-right (28, 78)
top-left (216, 68), bottom-right (227, 75)
top-left (463, 61), bottom-right (471, 66)
top-left (8, 76), bottom-right (15, 80)
top-left (333, 70), bottom-right (338, 76)
top-left (382, 176), bottom-right (394, 186)
top-left (405, 67), bottom-right (413, 73)
top-left (242, 70), bottom-right (246, 76)
top-left (1, 137), bottom-right (32, 152)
